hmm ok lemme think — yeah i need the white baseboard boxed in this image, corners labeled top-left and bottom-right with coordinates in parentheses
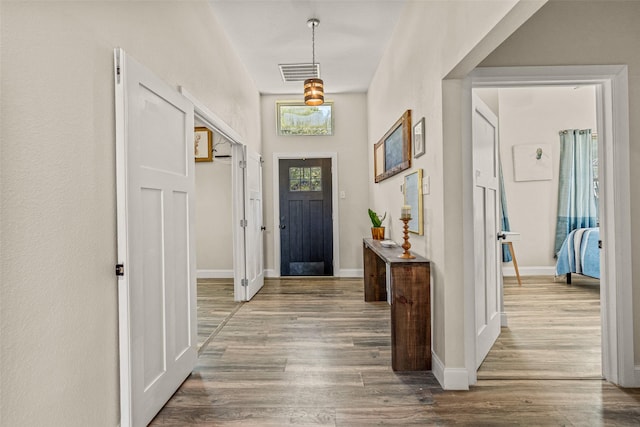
top-left (431, 351), bottom-right (470, 390)
top-left (502, 265), bottom-right (555, 277)
top-left (631, 365), bottom-right (640, 387)
top-left (501, 311), bottom-right (509, 327)
top-left (197, 269), bottom-right (234, 279)
top-left (264, 269), bottom-right (279, 278)
top-left (338, 268), bottom-right (363, 278)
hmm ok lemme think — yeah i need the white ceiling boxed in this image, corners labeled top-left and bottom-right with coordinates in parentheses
top-left (208, 0), bottom-right (407, 95)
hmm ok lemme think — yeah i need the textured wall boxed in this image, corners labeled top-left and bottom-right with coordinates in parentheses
top-left (0, 1), bottom-right (260, 425)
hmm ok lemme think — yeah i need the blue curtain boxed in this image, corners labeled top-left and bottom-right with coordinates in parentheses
top-left (499, 156), bottom-right (512, 262)
top-left (554, 129), bottom-right (598, 256)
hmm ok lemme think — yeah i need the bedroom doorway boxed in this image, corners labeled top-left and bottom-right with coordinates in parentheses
top-left (473, 84), bottom-right (601, 380)
top-left (465, 65), bottom-right (634, 387)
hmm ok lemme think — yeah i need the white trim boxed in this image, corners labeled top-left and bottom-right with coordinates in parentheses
top-left (272, 152), bottom-right (340, 277)
top-left (197, 269), bottom-right (234, 279)
top-left (465, 65), bottom-right (635, 387)
top-left (264, 269), bottom-right (279, 278)
top-left (180, 87), bottom-right (249, 303)
top-left (501, 266), bottom-right (555, 277)
top-left (432, 352), bottom-right (469, 390)
top-left (179, 87), bottom-right (244, 145)
top-left (339, 269), bottom-right (363, 278)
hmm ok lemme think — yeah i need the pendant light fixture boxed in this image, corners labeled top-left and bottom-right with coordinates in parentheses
top-left (304, 18), bottom-right (324, 106)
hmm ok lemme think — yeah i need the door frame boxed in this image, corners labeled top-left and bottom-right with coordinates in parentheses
top-left (463, 65), bottom-right (635, 387)
top-left (272, 152), bottom-right (340, 277)
top-left (180, 87), bottom-right (250, 301)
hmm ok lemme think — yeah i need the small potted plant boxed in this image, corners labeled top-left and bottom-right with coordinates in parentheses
top-left (368, 208), bottom-right (387, 240)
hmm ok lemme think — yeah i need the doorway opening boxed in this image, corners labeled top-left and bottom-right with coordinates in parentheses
top-left (193, 123), bottom-right (242, 352)
top-left (272, 152), bottom-right (340, 277)
top-left (463, 65), bottom-right (633, 387)
top-left (474, 83), bottom-right (601, 380)
top-left (278, 158), bottom-right (333, 276)
top-left (182, 88), bottom-right (265, 355)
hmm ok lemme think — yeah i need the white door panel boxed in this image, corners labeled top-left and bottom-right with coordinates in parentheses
top-left (472, 95), bottom-right (501, 369)
top-left (115, 48), bottom-right (197, 427)
top-left (245, 150), bottom-right (264, 300)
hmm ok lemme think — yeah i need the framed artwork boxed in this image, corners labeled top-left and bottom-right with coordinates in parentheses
top-left (276, 101), bottom-right (333, 136)
top-left (513, 143), bottom-right (552, 181)
top-left (194, 127), bottom-right (213, 162)
top-left (404, 169), bottom-right (423, 235)
top-left (413, 117), bottom-right (425, 158)
top-left (373, 109), bottom-right (412, 183)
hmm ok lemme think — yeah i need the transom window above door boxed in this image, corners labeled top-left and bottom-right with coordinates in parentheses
top-left (289, 167), bottom-right (322, 191)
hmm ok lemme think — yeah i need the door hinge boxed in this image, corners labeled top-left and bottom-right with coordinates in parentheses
top-left (115, 49), bottom-right (122, 84)
top-left (239, 160), bottom-right (246, 169)
top-left (240, 219), bottom-right (248, 228)
top-left (241, 278), bottom-right (248, 287)
top-left (598, 240), bottom-right (602, 249)
top-left (115, 263), bottom-right (125, 277)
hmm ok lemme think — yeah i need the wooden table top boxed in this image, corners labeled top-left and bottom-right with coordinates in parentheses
top-left (363, 238), bottom-right (430, 264)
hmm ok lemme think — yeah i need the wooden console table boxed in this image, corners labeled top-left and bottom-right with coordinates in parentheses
top-left (362, 238), bottom-right (431, 371)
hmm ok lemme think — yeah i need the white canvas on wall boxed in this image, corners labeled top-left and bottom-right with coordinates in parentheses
top-left (513, 143), bottom-right (552, 181)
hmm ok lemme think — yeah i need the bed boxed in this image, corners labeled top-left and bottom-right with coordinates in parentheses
top-left (555, 227), bottom-right (600, 283)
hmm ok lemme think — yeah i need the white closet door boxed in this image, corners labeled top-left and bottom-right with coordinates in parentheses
top-left (114, 48), bottom-right (197, 427)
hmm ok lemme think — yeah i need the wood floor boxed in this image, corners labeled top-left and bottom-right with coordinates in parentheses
top-left (151, 277), bottom-right (640, 426)
top-left (478, 275), bottom-right (602, 379)
top-left (196, 279), bottom-right (242, 354)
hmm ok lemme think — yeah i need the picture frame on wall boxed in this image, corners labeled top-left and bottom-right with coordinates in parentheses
top-left (373, 109), bottom-right (412, 183)
top-left (404, 169), bottom-right (424, 235)
top-left (194, 127), bottom-right (213, 162)
top-left (413, 117), bottom-right (425, 158)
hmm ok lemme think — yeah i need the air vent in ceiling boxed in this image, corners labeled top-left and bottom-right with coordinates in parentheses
top-left (278, 63), bottom-right (320, 82)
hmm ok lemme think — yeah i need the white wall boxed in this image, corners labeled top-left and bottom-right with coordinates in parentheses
top-left (0, 1), bottom-right (260, 425)
top-left (479, 86), bottom-right (597, 272)
top-left (480, 0), bottom-right (640, 365)
top-left (261, 93), bottom-right (370, 276)
top-left (195, 154), bottom-right (234, 277)
top-left (368, 0), bottom-right (544, 378)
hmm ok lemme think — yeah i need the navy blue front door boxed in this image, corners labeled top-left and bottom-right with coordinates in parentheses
top-left (279, 158), bottom-right (333, 276)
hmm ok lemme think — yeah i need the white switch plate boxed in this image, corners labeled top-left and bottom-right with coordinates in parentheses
top-left (340, 190), bottom-right (346, 199)
top-left (422, 175), bottom-right (430, 195)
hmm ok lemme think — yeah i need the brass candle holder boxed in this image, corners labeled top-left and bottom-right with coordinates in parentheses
top-left (398, 217), bottom-right (415, 259)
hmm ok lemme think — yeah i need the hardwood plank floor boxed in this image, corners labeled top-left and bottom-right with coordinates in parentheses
top-left (197, 279), bottom-right (242, 353)
top-left (152, 277), bottom-right (640, 426)
top-left (478, 275), bottom-right (601, 379)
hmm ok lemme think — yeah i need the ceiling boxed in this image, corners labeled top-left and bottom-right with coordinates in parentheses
top-left (208, 0), bottom-right (407, 95)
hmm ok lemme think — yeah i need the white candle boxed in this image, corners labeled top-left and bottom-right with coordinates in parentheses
top-left (401, 205), bottom-right (411, 219)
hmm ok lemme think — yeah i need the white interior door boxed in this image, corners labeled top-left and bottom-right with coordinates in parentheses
top-left (472, 94), bottom-right (502, 369)
top-left (244, 149), bottom-right (264, 300)
top-left (114, 48), bottom-right (197, 427)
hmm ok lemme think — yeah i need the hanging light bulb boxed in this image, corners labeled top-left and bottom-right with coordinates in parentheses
top-left (304, 18), bottom-right (324, 106)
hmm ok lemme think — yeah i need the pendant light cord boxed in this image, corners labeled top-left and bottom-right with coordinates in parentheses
top-left (312, 22), bottom-right (316, 68)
